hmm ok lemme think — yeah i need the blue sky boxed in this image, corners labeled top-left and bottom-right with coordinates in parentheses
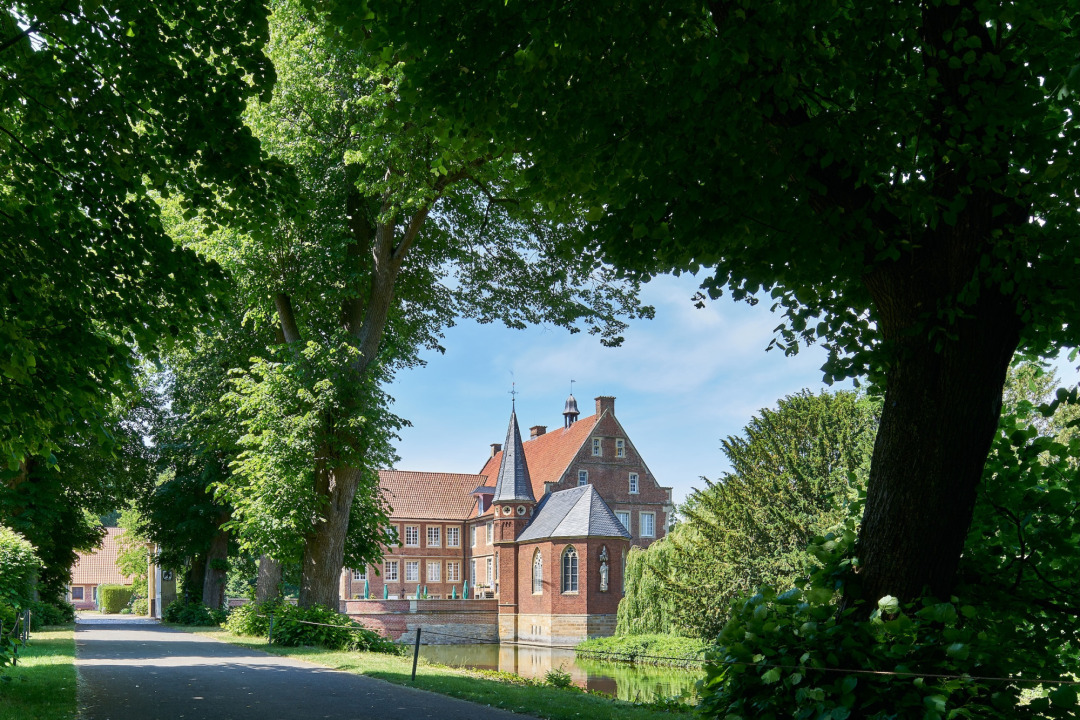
top-left (386, 272), bottom-right (856, 506)
top-left (387, 271), bottom-right (1080, 507)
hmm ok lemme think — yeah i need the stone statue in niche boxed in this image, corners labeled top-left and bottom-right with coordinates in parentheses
top-left (599, 546), bottom-right (610, 592)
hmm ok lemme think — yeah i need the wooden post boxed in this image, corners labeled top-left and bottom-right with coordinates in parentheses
top-left (411, 627), bottom-right (421, 681)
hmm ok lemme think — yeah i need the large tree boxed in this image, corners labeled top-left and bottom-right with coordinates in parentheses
top-left (342, 0), bottom-right (1080, 605)
top-left (175, 0), bottom-right (647, 607)
top-left (1, 1), bottom-right (276, 469)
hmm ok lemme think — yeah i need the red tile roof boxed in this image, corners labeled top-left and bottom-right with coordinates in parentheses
top-left (380, 470), bottom-right (488, 520)
top-left (70, 527), bottom-right (135, 586)
top-left (477, 414), bottom-right (599, 500)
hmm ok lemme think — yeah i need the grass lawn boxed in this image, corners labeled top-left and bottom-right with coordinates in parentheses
top-left (183, 626), bottom-right (687, 720)
top-left (0, 627), bottom-right (77, 720)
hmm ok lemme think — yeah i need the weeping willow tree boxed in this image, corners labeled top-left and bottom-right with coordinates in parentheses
top-left (617, 390), bottom-right (880, 639)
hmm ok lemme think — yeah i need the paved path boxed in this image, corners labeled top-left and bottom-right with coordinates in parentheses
top-left (75, 615), bottom-right (525, 720)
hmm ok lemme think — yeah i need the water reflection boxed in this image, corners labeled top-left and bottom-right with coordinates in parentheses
top-left (418, 643), bottom-right (702, 704)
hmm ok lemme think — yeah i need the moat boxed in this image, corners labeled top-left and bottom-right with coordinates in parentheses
top-left (418, 643), bottom-right (701, 704)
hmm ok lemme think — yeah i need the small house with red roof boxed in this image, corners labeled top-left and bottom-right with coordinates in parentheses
top-left (68, 527), bottom-right (133, 610)
top-left (341, 395), bottom-right (672, 643)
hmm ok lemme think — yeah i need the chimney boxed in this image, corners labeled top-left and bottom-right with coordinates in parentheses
top-left (595, 396), bottom-right (615, 416)
top-left (529, 425), bottom-right (547, 439)
top-left (490, 443), bottom-right (502, 458)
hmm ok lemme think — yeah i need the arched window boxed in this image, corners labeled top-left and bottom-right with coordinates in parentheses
top-left (532, 550), bottom-right (543, 594)
top-left (561, 546), bottom-right (579, 593)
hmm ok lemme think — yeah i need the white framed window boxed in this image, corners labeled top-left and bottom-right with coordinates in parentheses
top-left (470, 559), bottom-right (477, 585)
top-left (578, 470), bottom-right (588, 486)
top-left (471, 525), bottom-right (477, 547)
top-left (562, 546), bottom-right (579, 593)
top-left (591, 438), bottom-right (602, 456)
top-left (486, 557), bottom-right (493, 584)
top-left (616, 511), bottom-right (631, 532)
top-left (386, 524), bottom-right (399, 547)
top-left (353, 568), bottom-right (367, 581)
top-left (384, 560), bottom-right (399, 582)
top-left (404, 525), bottom-right (419, 547)
top-left (427, 526), bottom-right (441, 547)
top-left (405, 561), bottom-right (420, 582)
top-left (486, 521), bottom-right (493, 544)
top-left (640, 512), bottom-right (655, 538)
top-left (629, 472), bottom-right (639, 494)
top-left (616, 439), bottom-right (626, 457)
top-left (532, 550), bottom-right (543, 594)
top-left (427, 561), bottom-right (441, 582)
top-left (447, 527), bottom-right (460, 547)
top-left (447, 562), bottom-right (460, 582)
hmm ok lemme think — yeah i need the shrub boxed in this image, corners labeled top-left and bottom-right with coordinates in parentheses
top-left (130, 597), bottom-right (148, 616)
top-left (225, 601), bottom-right (401, 654)
top-left (545, 666), bottom-right (574, 689)
top-left (162, 599), bottom-right (228, 626)
top-left (0, 525), bottom-right (41, 610)
top-left (26, 599), bottom-right (75, 629)
top-left (98, 584), bottom-right (134, 614)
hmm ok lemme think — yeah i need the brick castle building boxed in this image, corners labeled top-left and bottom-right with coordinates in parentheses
top-left (340, 395), bottom-right (673, 643)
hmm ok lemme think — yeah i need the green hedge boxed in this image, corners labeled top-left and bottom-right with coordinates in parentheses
top-left (0, 525), bottom-right (41, 610)
top-left (97, 585), bottom-right (133, 614)
top-left (27, 600), bottom-right (75, 629)
top-left (161, 599), bottom-right (227, 626)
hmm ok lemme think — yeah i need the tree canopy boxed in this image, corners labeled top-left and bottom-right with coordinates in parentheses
top-left (1, 1), bottom-right (277, 468)
top-left (338, 0), bottom-right (1080, 604)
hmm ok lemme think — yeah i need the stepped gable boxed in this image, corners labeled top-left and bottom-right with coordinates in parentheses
top-left (379, 470), bottom-right (488, 520)
top-left (516, 485), bottom-right (632, 542)
top-left (478, 413), bottom-right (599, 498)
top-left (492, 408), bottom-right (535, 503)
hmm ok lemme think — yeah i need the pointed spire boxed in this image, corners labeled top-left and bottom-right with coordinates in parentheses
top-left (493, 406), bottom-right (535, 503)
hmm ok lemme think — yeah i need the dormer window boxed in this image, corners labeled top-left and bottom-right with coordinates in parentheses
top-left (591, 438), bottom-right (602, 456)
top-left (616, 439), bottom-right (626, 457)
top-left (578, 470), bottom-right (588, 486)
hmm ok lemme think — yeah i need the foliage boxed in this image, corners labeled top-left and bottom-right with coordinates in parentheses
top-left (97, 585), bottom-right (133, 615)
top-left (698, 366), bottom-right (1080, 718)
top-left (26, 600), bottom-right (74, 630)
top-left (161, 599), bottom-right (228, 627)
top-left (0, 525), bottom-right (40, 609)
top-left (226, 600), bottom-right (400, 654)
top-left (114, 507), bottom-right (149, 599)
top-left (0, 0), bottom-right (279, 468)
top-left (576, 635), bottom-right (708, 669)
top-left (352, 0), bottom-right (1080, 609)
top-left (617, 391), bottom-right (877, 638)
top-left (545, 666), bottom-right (574, 689)
top-left (130, 598), bottom-right (148, 616)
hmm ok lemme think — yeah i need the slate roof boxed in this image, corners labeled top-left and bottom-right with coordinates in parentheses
top-left (516, 485), bottom-right (632, 542)
top-left (492, 409), bottom-right (536, 503)
top-left (380, 470), bottom-right (487, 520)
top-left (70, 527), bottom-right (135, 586)
top-left (478, 413), bottom-right (600, 498)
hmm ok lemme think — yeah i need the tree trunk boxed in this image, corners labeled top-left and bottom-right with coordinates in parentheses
top-left (185, 555), bottom-right (206, 603)
top-left (298, 461), bottom-right (361, 608)
top-left (201, 521), bottom-right (230, 609)
top-left (255, 555), bottom-right (282, 602)
top-left (854, 289), bottom-right (1021, 606)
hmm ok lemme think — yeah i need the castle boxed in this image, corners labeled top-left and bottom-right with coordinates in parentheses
top-left (340, 395), bottom-right (672, 643)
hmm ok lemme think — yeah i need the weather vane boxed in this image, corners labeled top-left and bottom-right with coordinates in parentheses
top-left (570, 379), bottom-right (575, 395)
top-left (509, 372), bottom-right (517, 407)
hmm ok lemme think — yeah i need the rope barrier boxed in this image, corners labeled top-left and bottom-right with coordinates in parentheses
top-left (251, 613), bottom-right (1080, 686)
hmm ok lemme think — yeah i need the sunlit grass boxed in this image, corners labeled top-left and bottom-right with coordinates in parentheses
top-left (185, 626), bottom-right (688, 720)
top-left (0, 627), bottom-right (77, 720)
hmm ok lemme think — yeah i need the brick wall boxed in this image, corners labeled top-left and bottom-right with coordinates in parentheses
top-left (343, 598), bottom-right (498, 644)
